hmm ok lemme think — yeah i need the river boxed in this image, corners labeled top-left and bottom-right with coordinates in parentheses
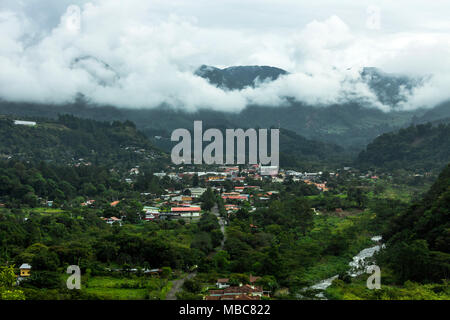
top-left (299, 235), bottom-right (385, 299)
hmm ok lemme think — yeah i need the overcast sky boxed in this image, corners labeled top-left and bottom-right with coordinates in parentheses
top-left (1, 0), bottom-right (449, 111)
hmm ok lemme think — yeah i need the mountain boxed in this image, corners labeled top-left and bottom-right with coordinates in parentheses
top-left (0, 65), bottom-right (444, 150)
top-left (0, 99), bottom-right (425, 149)
top-left (195, 65), bottom-right (423, 106)
top-left (361, 67), bottom-right (423, 107)
top-left (0, 114), bottom-right (165, 168)
top-left (149, 126), bottom-right (351, 169)
top-left (195, 65), bottom-right (288, 90)
top-left (357, 122), bottom-right (450, 171)
top-left (414, 100), bottom-right (450, 124)
top-left (277, 128), bottom-right (351, 168)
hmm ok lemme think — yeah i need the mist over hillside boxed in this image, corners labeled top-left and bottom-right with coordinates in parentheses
top-left (0, 95), bottom-right (435, 149)
top-left (2, 63), bottom-right (446, 150)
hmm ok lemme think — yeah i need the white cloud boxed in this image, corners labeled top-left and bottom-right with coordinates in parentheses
top-left (0, 0), bottom-right (449, 112)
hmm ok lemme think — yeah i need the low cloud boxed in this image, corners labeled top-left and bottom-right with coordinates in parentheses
top-left (0, 0), bottom-right (449, 112)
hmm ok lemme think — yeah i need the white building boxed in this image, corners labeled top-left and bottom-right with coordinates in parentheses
top-left (14, 120), bottom-right (36, 126)
top-left (188, 187), bottom-right (207, 198)
top-left (260, 166), bottom-right (279, 176)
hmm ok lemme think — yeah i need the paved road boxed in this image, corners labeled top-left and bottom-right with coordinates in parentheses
top-left (166, 204), bottom-right (226, 300)
top-left (212, 204), bottom-right (226, 250)
top-left (166, 271), bottom-right (197, 300)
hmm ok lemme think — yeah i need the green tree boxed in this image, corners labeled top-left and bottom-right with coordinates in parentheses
top-left (0, 265), bottom-right (25, 300)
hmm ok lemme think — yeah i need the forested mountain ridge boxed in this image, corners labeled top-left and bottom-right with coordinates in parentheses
top-left (0, 62), bottom-right (438, 150)
top-left (0, 161), bottom-right (130, 208)
top-left (1, 99), bottom-right (419, 149)
top-left (148, 125), bottom-right (350, 169)
top-left (413, 100), bottom-right (450, 124)
top-left (2, 107), bottom-right (447, 174)
top-left (0, 114), bottom-right (166, 168)
top-left (0, 111), bottom-right (350, 171)
top-left (278, 128), bottom-right (351, 168)
top-left (357, 122), bottom-right (450, 171)
top-left (379, 163), bottom-right (450, 282)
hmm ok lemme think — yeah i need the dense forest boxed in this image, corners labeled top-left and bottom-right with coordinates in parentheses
top-left (379, 163), bottom-right (450, 282)
top-left (0, 207), bottom-right (222, 299)
top-left (357, 122), bottom-right (450, 171)
top-left (0, 98), bottom-right (426, 149)
top-left (0, 114), bottom-right (165, 169)
top-left (149, 126), bottom-right (351, 170)
top-left (323, 163), bottom-right (450, 299)
top-left (278, 128), bottom-right (351, 169)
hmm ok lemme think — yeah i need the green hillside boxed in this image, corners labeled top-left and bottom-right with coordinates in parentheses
top-left (357, 122), bottom-right (450, 171)
top-left (380, 163), bottom-right (450, 282)
top-left (0, 114), bottom-right (165, 169)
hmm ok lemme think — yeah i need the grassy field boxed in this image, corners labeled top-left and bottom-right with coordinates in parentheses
top-left (79, 276), bottom-right (173, 300)
top-left (85, 287), bottom-right (148, 299)
top-left (26, 208), bottom-right (66, 214)
top-left (373, 180), bottom-right (432, 203)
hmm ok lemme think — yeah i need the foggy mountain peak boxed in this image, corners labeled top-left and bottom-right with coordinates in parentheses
top-left (360, 67), bottom-right (424, 108)
top-left (195, 64), bottom-right (425, 109)
top-left (195, 65), bottom-right (288, 90)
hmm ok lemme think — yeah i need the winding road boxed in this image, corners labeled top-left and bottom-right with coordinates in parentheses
top-left (166, 271), bottom-right (197, 300)
top-left (165, 204), bottom-right (226, 300)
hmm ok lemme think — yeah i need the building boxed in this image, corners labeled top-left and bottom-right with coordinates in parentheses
top-left (216, 278), bottom-right (230, 289)
top-left (143, 268), bottom-right (162, 276)
top-left (222, 193), bottom-right (249, 201)
top-left (206, 176), bottom-right (225, 182)
top-left (81, 199), bottom-right (95, 207)
top-left (129, 167), bottom-right (140, 175)
top-left (205, 294), bottom-right (260, 300)
top-left (171, 206), bottom-right (201, 218)
top-left (110, 201), bottom-right (120, 207)
top-left (224, 204), bottom-right (239, 213)
top-left (153, 172), bottom-right (166, 178)
top-left (170, 195), bottom-right (185, 202)
top-left (102, 216), bottom-right (122, 225)
top-left (188, 187), bottom-right (207, 198)
top-left (260, 166), bottom-right (278, 176)
top-left (205, 284), bottom-right (263, 300)
top-left (19, 264), bottom-right (32, 277)
top-left (14, 120), bottom-right (36, 126)
top-left (182, 196), bottom-right (193, 202)
top-left (143, 206), bottom-right (160, 221)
